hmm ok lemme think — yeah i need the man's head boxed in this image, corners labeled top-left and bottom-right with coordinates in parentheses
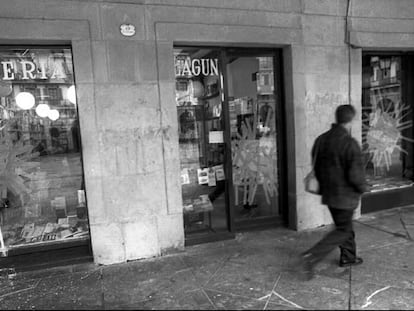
top-left (335, 105), bottom-right (356, 132)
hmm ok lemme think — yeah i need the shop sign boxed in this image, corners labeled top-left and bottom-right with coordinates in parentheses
top-left (0, 51), bottom-right (72, 82)
top-left (175, 57), bottom-right (219, 77)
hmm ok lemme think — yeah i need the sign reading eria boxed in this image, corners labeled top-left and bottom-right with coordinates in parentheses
top-left (1, 61), bottom-right (51, 81)
top-left (0, 52), bottom-right (71, 82)
top-left (175, 57), bottom-right (219, 77)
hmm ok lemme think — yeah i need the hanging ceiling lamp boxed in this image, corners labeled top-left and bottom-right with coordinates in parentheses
top-left (35, 104), bottom-right (50, 118)
top-left (48, 109), bottom-right (60, 121)
top-left (15, 92), bottom-right (35, 110)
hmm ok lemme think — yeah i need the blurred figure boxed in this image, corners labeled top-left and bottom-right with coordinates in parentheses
top-left (301, 105), bottom-right (369, 280)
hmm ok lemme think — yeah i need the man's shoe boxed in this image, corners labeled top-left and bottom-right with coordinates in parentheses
top-left (339, 257), bottom-right (363, 267)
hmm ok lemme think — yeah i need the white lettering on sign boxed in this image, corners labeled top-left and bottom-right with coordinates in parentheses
top-left (39, 61), bottom-right (47, 79)
top-left (21, 61), bottom-right (36, 80)
top-left (1, 61), bottom-right (14, 80)
top-left (0, 60), bottom-right (51, 81)
top-left (175, 57), bottom-right (219, 77)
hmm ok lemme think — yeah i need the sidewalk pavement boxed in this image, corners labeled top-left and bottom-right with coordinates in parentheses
top-left (1, 206), bottom-right (414, 310)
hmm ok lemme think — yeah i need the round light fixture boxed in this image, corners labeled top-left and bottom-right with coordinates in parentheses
top-left (67, 85), bottom-right (76, 104)
top-left (48, 109), bottom-right (60, 121)
top-left (35, 104), bottom-right (50, 118)
top-left (16, 92), bottom-right (35, 110)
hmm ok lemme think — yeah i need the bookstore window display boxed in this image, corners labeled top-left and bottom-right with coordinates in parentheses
top-left (175, 47), bottom-right (229, 236)
top-left (0, 47), bottom-right (88, 254)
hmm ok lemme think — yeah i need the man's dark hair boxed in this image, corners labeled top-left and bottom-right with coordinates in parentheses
top-left (335, 105), bottom-right (356, 124)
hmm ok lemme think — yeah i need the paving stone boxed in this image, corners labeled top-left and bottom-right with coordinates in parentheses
top-left (227, 245), bottom-right (292, 270)
top-left (103, 256), bottom-right (188, 283)
top-left (105, 267), bottom-right (200, 305)
top-left (181, 251), bottom-right (233, 286)
top-left (291, 227), bottom-right (331, 250)
top-left (400, 207), bottom-right (414, 225)
top-left (0, 270), bottom-right (103, 310)
top-left (271, 271), bottom-right (349, 310)
top-left (102, 256), bottom-right (195, 304)
top-left (0, 278), bottom-right (40, 299)
top-left (351, 282), bottom-right (414, 310)
top-left (405, 225), bottom-right (414, 240)
top-left (350, 258), bottom-right (414, 290)
top-left (265, 301), bottom-right (298, 310)
top-left (310, 257), bottom-right (351, 281)
top-left (358, 209), bottom-right (410, 239)
top-left (354, 221), bottom-right (408, 251)
top-left (204, 289), bottom-right (267, 310)
top-left (204, 262), bottom-right (281, 300)
top-left (115, 289), bottom-right (214, 310)
top-left (1, 207), bottom-right (414, 309)
top-left (358, 241), bottom-right (414, 271)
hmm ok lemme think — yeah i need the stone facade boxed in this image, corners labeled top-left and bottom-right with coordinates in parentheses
top-left (0, 0), bottom-right (413, 265)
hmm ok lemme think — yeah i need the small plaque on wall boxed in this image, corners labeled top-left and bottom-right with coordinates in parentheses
top-left (120, 24), bottom-right (136, 37)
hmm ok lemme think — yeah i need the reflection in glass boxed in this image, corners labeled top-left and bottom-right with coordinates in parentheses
top-left (175, 47), bottom-right (228, 236)
top-left (0, 48), bottom-right (88, 251)
top-left (362, 55), bottom-right (414, 192)
top-left (227, 56), bottom-right (279, 220)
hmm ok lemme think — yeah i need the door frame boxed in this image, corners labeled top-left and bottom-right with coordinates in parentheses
top-left (176, 46), bottom-right (288, 244)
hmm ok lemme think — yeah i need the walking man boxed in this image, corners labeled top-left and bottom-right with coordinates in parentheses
top-left (302, 104), bottom-right (369, 280)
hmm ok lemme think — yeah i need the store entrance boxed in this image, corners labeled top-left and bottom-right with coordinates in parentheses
top-left (225, 49), bottom-right (285, 231)
top-left (174, 47), bottom-right (286, 245)
top-left (361, 53), bottom-right (414, 213)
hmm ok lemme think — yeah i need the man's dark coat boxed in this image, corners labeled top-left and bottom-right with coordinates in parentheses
top-left (312, 124), bottom-right (368, 210)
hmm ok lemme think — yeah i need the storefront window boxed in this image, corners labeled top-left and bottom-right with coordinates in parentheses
top-left (0, 47), bottom-right (88, 253)
top-left (362, 55), bottom-right (414, 192)
top-left (175, 47), bottom-right (229, 236)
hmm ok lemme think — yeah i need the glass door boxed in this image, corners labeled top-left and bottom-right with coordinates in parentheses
top-left (224, 50), bottom-right (284, 229)
top-left (362, 53), bottom-right (414, 213)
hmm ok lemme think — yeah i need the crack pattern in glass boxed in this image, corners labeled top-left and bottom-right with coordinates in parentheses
top-left (363, 102), bottom-right (414, 174)
top-left (232, 120), bottom-right (278, 205)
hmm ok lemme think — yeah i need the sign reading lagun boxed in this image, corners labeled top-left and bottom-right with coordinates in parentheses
top-left (175, 57), bottom-right (219, 77)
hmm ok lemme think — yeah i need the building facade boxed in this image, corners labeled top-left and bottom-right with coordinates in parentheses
top-left (0, 0), bottom-right (413, 266)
